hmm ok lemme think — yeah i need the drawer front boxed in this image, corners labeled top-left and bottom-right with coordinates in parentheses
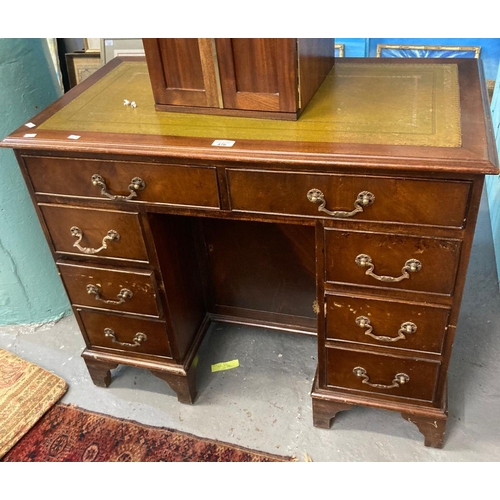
top-left (325, 346), bottom-right (440, 402)
top-left (25, 156), bottom-right (220, 208)
top-left (58, 263), bottom-right (161, 317)
top-left (227, 169), bottom-right (470, 228)
top-left (40, 204), bottom-right (149, 262)
top-left (79, 310), bottom-right (172, 358)
top-left (325, 294), bottom-right (450, 354)
top-left (324, 229), bottom-right (461, 295)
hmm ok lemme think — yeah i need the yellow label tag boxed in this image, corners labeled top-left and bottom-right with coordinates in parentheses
top-left (192, 355), bottom-right (199, 369)
top-left (211, 359), bottom-right (239, 372)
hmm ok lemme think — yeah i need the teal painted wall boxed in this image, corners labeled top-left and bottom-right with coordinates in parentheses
top-left (0, 38), bottom-right (71, 325)
top-left (485, 64), bottom-right (500, 288)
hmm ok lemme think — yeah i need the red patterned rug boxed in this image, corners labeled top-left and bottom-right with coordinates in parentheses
top-left (2, 403), bottom-right (296, 462)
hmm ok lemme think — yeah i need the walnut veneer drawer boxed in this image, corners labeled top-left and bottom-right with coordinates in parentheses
top-left (325, 294), bottom-right (450, 354)
top-left (58, 262), bottom-right (161, 317)
top-left (325, 346), bottom-right (440, 402)
top-left (40, 204), bottom-right (149, 262)
top-left (324, 228), bottom-right (461, 295)
top-left (24, 156), bottom-right (220, 209)
top-left (227, 169), bottom-right (471, 228)
top-left (78, 310), bottom-right (172, 358)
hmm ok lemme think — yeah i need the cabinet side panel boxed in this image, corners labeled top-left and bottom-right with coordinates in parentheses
top-left (298, 38), bottom-right (335, 111)
top-left (143, 38), bottom-right (169, 104)
top-left (148, 214), bottom-right (207, 361)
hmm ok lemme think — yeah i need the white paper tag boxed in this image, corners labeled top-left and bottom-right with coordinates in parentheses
top-left (105, 40), bottom-right (114, 46)
top-left (25, 122), bottom-right (36, 128)
top-left (24, 133), bottom-right (37, 138)
top-left (68, 135), bottom-right (81, 140)
top-left (211, 139), bottom-right (235, 147)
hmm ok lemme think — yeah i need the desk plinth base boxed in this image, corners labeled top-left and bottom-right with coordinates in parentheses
top-left (310, 374), bottom-right (448, 449)
top-left (82, 349), bottom-right (198, 404)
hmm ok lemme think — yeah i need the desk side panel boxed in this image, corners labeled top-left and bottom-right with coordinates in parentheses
top-left (147, 214), bottom-right (207, 362)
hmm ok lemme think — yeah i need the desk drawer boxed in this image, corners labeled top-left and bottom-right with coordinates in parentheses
top-left (78, 310), bottom-right (172, 358)
top-left (324, 228), bottom-right (461, 295)
top-left (325, 346), bottom-right (440, 402)
top-left (24, 156), bottom-right (220, 208)
top-left (58, 262), bottom-right (161, 317)
top-left (40, 204), bottom-right (149, 262)
top-left (325, 294), bottom-right (450, 354)
top-left (227, 169), bottom-right (470, 228)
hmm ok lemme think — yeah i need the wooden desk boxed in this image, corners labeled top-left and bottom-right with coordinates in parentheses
top-left (2, 57), bottom-right (498, 448)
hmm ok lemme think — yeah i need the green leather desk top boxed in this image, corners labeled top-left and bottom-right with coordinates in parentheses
top-left (39, 60), bottom-right (461, 148)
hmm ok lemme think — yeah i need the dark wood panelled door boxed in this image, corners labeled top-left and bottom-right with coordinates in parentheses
top-left (143, 38), bottom-right (220, 108)
top-left (215, 38), bottom-right (297, 112)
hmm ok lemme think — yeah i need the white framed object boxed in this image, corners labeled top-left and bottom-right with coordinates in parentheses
top-left (100, 38), bottom-right (145, 65)
top-left (84, 38), bottom-right (101, 53)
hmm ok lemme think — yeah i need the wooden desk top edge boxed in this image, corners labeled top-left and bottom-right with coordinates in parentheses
top-left (2, 57), bottom-right (498, 175)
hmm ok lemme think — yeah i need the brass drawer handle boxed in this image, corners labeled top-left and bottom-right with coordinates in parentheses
top-left (91, 174), bottom-right (146, 201)
top-left (87, 284), bottom-right (133, 305)
top-left (355, 254), bottom-right (422, 283)
top-left (70, 226), bottom-right (120, 254)
top-left (355, 316), bottom-right (417, 342)
top-left (104, 328), bottom-right (147, 348)
top-left (307, 189), bottom-right (375, 218)
top-left (353, 366), bottom-right (409, 389)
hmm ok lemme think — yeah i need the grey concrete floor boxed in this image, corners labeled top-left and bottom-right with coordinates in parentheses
top-left (1, 191), bottom-right (500, 462)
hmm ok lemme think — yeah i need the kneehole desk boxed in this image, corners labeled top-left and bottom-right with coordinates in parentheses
top-left (2, 57), bottom-right (498, 448)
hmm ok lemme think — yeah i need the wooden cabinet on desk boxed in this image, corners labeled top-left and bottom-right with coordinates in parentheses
top-left (142, 38), bottom-right (335, 119)
top-left (1, 56), bottom-right (497, 449)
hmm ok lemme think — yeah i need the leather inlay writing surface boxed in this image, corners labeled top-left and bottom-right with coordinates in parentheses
top-left (39, 61), bottom-right (461, 147)
top-left (308, 63), bottom-right (461, 146)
